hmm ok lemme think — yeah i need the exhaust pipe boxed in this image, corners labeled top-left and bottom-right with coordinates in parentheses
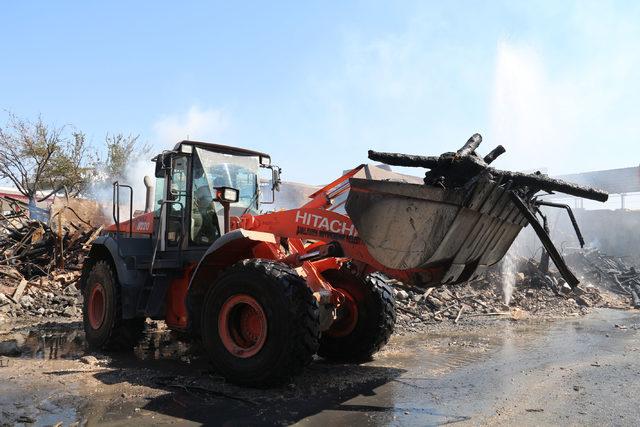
top-left (143, 176), bottom-right (154, 213)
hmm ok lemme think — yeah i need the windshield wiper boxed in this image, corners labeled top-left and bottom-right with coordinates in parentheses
top-left (240, 191), bottom-right (259, 217)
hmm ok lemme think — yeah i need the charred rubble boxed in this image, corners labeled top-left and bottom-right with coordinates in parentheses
top-left (391, 250), bottom-right (633, 334)
top-left (0, 200), bottom-right (101, 320)
top-left (565, 249), bottom-right (640, 308)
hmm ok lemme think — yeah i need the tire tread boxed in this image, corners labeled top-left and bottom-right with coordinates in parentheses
top-left (318, 271), bottom-right (396, 362)
top-left (83, 260), bottom-right (145, 351)
top-left (203, 259), bottom-right (320, 386)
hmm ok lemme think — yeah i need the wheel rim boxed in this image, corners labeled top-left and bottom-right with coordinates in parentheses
top-left (88, 283), bottom-right (106, 330)
top-left (327, 288), bottom-right (359, 337)
top-left (218, 294), bottom-right (267, 358)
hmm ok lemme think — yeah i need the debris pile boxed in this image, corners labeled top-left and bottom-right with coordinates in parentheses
top-left (392, 253), bottom-right (629, 334)
top-left (565, 248), bottom-right (640, 308)
top-left (0, 206), bottom-right (101, 320)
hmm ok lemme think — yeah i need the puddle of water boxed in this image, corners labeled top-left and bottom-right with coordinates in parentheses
top-left (0, 380), bottom-right (81, 425)
top-left (133, 330), bottom-right (198, 363)
top-left (0, 323), bottom-right (200, 363)
top-left (0, 329), bottom-right (85, 359)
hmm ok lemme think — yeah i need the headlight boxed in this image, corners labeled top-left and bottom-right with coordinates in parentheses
top-left (216, 187), bottom-right (240, 203)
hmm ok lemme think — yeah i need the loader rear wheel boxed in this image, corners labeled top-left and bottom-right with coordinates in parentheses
top-left (319, 270), bottom-right (396, 362)
top-left (82, 260), bottom-right (145, 351)
top-left (202, 259), bottom-right (320, 387)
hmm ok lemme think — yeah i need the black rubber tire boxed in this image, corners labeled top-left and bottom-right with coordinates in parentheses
top-left (82, 260), bottom-right (145, 351)
top-left (201, 259), bottom-right (320, 387)
top-left (318, 271), bottom-right (396, 362)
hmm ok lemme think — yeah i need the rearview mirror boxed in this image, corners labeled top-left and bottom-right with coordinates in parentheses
top-left (258, 164), bottom-right (281, 205)
top-left (154, 152), bottom-right (172, 178)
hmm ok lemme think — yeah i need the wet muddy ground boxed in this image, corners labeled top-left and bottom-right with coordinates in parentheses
top-left (1, 309), bottom-right (640, 426)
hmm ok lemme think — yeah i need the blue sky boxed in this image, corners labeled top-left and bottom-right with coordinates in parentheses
top-left (2, 1), bottom-right (639, 185)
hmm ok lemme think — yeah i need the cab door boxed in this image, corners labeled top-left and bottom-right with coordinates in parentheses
top-left (165, 155), bottom-right (189, 249)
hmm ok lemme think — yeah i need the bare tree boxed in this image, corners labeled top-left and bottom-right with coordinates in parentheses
top-left (0, 113), bottom-right (91, 213)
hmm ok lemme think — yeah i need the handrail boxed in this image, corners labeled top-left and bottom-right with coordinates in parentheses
top-left (112, 181), bottom-right (135, 259)
top-left (112, 182), bottom-right (134, 238)
top-left (535, 200), bottom-right (585, 248)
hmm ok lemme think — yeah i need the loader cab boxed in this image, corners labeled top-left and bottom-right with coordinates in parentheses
top-left (152, 140), bottom-right (278, 259)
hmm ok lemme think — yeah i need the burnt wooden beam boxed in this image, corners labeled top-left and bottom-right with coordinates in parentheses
top-left (483, 145), bottom-right (506, 164)
top-left (456, 133), bottom-right (482, 158)
top-left (368, 133), bottom-right (609, 202)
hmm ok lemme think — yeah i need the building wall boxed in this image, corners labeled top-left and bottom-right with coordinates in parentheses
top-left (512, 207), bottom-right (640, 261)
top-left (0, 189), bottom-right (29, 214)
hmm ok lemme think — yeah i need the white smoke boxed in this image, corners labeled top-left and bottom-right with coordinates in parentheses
top-left (124, 157), bottom-right (156, 212)
top-left (87, 154), bottom-right (154, 219)
top-left (88, 106), bottom-right (231, 217)
top-left (489, 39), bottom-right (573, 174)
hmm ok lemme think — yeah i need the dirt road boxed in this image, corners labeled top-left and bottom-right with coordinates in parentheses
top-left (1, 308), bottom-right (639, 426)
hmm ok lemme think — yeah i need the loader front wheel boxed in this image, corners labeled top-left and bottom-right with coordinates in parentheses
top-left (319, 270), bottom-right (396, 362)
top-left (201, 259), bottom-right (320, 387)
top-left (82, 260), bottom-right (145, 351)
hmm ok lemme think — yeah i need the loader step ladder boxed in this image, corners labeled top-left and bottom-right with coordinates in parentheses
top-left (141, 200), bottom-right (185, 317)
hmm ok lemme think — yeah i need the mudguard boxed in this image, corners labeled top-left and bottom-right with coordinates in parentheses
top-left (187, 229), bottom-right (278, 291)
top-left (186, 229), bottom-right (279, 331)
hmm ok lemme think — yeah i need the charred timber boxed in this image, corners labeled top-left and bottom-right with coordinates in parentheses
top-left (495, 170), bottom-right (608, 202)
top-left (368, 151), bottom-right (440, 168)
top-left (456, 133), bottom-right (483, 158)
top-left (368, 137), bottom-right (609, 202)
top-left (483, 145), bottom-right (506, 165)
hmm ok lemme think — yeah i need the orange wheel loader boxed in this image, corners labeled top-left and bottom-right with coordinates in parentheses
top-left (80, 135), bottom-right (607, 386)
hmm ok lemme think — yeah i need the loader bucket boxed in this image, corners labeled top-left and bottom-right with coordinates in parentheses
top-left (353, 134), bottom-right (608, 288)
top-left (345, 176), bottom-right (529, 284)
